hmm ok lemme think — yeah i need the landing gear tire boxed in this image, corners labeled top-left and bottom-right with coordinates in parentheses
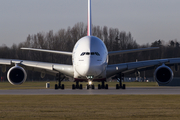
top-left (116, 84), bottom-right (126, 89)
top-left (86, 84), bottom-right (89, 89)
top-left (55, 84), bottom-right (58, 90)
top-left (105, 84), bottom-right (108, 89)
top-left (98, 84), bottom-right (101, 89)
top-left (122, 84), bottom-right (126, 89)
top-left (116, 84), bottom-right (119, 89)
top-left (55, 73), bottom-right (65, 90)
top-left (72, 84), bottom-right (75, 90)
top-left (92, 85), bottom-right (95, 89)
top-left (80, 84), bottom-right (83, 89)
top-left (61, 84), bottom-right (64, 90)
top-left (115, 73), bottom-right (126, 90)
top-left (55, 84), bottom-right (64, 90)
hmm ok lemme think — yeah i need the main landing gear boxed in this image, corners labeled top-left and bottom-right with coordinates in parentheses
top-left (116, 73), bottom-right (126, 89)
top-left (98, 81), bottom-right (108, 89)
top-left (72, 81), bottom-right (83, 90)
top-left (55, 73), bottom-right (65, 90)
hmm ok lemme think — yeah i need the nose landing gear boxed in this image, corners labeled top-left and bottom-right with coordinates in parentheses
top-left (86, 81), bottom-right (95, 89)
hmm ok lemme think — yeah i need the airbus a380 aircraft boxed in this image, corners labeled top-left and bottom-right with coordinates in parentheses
top-left (0, 0), bottom-right (179, 90)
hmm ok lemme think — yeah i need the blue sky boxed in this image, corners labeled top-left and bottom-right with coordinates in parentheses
top-left (1, 0), bottom-right (180, 47)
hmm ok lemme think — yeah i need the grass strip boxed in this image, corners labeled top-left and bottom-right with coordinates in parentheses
top-left (0, 95), bottom-right (180, 120)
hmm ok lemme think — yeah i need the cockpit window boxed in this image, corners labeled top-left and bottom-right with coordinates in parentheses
top-left (80, 52), bottom-right (100, 56)
top-left (86, 52), bottom-right (90, 55)
top-left (80, 52), bottom-right (85, 56)
top-left (91, 52), bottom-right (95, 55)
top-left (95, 52), bottom-right (100, 56)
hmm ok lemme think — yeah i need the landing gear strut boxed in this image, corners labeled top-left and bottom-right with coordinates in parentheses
top-left (116, 73), bottom-right (126, 89)
top-left (72, 81), bottom-right (83, 90)
top-left (55, 73), bottom-right (65, 90)
top-left (98, 81), bottom-right (108, 89)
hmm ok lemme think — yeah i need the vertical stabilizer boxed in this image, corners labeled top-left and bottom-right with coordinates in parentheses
top-left (87, 0), bottom-right (92, 36)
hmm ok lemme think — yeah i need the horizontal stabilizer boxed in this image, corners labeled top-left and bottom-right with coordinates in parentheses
top-left (21, 48), bottom-right (72, 56)
top-left (108, 47), bottom-right (159, 56)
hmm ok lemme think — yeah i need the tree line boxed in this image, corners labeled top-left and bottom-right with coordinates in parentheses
top-left (1, 22), bottom-right (180, 80)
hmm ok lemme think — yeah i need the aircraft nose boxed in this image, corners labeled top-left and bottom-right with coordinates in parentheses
top-left (85, 64), bottom-right (102, 76)
top-left (75, 62), bottom-right (103, 77)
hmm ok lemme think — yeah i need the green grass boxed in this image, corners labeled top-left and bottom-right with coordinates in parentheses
top-left (0, 95), bottom-right (180, 120)
top-left (0, 81), bottom-right (158, 90)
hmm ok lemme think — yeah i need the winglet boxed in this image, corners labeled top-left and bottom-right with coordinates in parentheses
top-left (87, 0), bottom-right (92, 36)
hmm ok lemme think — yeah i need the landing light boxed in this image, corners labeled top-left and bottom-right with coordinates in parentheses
top-left (89, 81), bottom-right (92, 85)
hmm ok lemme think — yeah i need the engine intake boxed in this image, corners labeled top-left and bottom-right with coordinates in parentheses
top-left (154, 65), bottom-right (173, 84)
top-left (7, 66), bottom-right (27, 85)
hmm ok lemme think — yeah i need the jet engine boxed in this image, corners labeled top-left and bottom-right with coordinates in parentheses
top-left (7, 66), bottom-right (27, 85)
top-left (154, 65), bottom-right (173, 84)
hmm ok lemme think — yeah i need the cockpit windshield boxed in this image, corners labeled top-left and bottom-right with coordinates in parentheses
top-left (80, 52), bottom-right (100, 56)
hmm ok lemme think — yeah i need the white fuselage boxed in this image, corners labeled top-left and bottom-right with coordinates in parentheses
top-left (72, 36), bottom-right (108, 81)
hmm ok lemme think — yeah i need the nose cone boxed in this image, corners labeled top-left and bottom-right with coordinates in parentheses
top-left (84, 64), bottom-right (102, 76)
top-left (75, 60), bottom-right (104, 77)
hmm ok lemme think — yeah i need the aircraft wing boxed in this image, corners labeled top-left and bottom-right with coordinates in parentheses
top-left (0, 59), bottom-right (74, 77)
top-left (21, 48), bottom-right (72, 56)
top-left (106, 58), bottom-right (180, 78)
top-left (108, 47), bottom-right (159, 56)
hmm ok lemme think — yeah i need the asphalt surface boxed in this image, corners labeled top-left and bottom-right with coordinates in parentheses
top-left (0, 87), bottom-right (180, 95)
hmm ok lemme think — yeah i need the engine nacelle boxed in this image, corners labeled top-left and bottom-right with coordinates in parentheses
top-left (154, 65), bottom-right (173, 84)
top-left (7, 66), bottom-right (27, 85)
